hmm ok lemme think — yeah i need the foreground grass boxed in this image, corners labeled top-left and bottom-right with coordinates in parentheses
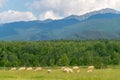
top-left (0, 68), bottom-right (120, 80)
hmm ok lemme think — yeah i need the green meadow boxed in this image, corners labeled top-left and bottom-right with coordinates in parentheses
top-left (0, 68), bottom-right (120, 80)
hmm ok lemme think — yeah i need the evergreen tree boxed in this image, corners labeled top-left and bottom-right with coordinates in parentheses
top-left (58, 53), bottom-right (69, 66)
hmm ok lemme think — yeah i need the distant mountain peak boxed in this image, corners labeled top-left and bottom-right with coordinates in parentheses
top-left (93, 8), bottom-right (120, 14)
top-left (65, 8), bottom-right (120, 21)
top-left (42, 19), bottom-right (53, 23)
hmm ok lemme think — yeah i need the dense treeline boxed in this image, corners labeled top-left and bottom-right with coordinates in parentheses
top-left (0, 40), bottom-right (120, 68)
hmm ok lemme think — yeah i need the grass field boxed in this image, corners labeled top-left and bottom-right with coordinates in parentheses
top-left (0, 68), bottom-right (120, 80)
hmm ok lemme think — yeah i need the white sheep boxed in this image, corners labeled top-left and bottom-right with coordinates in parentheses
top-left (61, 67), bottom-right (66, 70)
top-left (77, 69), bottom-right (80, 73)
top-left (87, 66), bottom-right (94, 72)
top-left (34, 67), bottom-right (42, 71)
top-left (73, 66), bottom-right (79, 70)
top-left (63, 67), bottom-right (73, 73)
top-left (10, 67), bottom-right (16, 71)
top-left (63, 68), bottom-right (69, 72)
top-left (48, 69), bottom-right (51, 73)
top-left (18, 67), bottom-right (26, 71)
top-left (26, 67), bottom-right (33, 71)
top-left (88, 66), bottom-right (94, 70)
top-left (69, 68), bottom-right (73, 73)
top-left (87, 69), bottom-right (93, 72)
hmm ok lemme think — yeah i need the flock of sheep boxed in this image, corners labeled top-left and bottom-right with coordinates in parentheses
top-left (62, 66), bottom-right (94, 73)
top-left (11, 67), bottom-right (42, 71)
top-left (10, 66), bottom-right (94, 73)
top-left (11, 67), bottom-right (51, 73)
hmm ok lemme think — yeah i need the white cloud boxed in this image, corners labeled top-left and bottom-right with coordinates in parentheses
top-left (28, 0), bottom-right (120, 20)
top-left (0, 0), bottom-right (7, 8)
top-left (39, 10), bottom-right (62, 20)
top-left (0, 10), bottom-right (37, 23)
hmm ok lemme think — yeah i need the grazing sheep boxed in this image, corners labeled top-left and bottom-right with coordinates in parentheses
top-left (87, 69), bottom-right (93, 72)
top-left (61, 67), bottom-right (65, 69)
top-left (88, 66), bottom-right (94, 70)
top-left (10, 67), bottom-right (16, 71)
top-left (18, 67), bottom-right (26, 71)
top-left (48, 69), bottom-right (51, 73)
top-left (34, 67), bottom-right (42, 71)
top-left (63, 68), bottom-right (69, 73)
top-left (73, 66), bottom-right (79, 70)
top-left (87, 66), bottom-right (94, 72)
top-left (69, 68), bottom-right (73, 73)
top-left (77, 69), bottom-right (80, 73)
top-left (26, 67), bottom-right (33, 71)
top-left (63, 68), bottom-right (73, 73)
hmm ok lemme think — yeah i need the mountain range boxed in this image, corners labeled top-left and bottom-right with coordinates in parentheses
top-left (0, 8), bottom-right (120, 40)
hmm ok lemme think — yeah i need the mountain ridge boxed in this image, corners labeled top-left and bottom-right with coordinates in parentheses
top-left (0, 8), bottom-right (120, 40)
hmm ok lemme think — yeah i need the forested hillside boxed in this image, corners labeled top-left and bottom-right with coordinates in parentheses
top-left (0, 40), bottom-right (120, 68)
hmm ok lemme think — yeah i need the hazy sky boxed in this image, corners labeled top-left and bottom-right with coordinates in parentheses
top-left (0, 0), bottom-right (120, 23)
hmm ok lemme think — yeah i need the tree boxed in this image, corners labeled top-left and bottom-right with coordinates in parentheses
top-left (111, 51), bottom-right (120, 65)
top-left (58, 53), bottom-right (69, 66)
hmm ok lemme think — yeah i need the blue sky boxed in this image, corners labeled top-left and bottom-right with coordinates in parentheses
top-left (0, 0), bottom-right (120, 23)
top-left (0, 0), bottom-right (29, 12)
